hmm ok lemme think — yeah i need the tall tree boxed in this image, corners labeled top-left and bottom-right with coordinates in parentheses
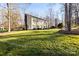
top-left (65, 3), bottom-right (68, 30)
top-left (4, 3), bottom-right (21, 31)
top-left (71, 3), bottom-right (79, 26)
top-left (47, 3), bottom-right (56, 28)
top-left (68, 3), bottom-right (72, 31)
top-left (7, 3), bottom-right (11, 32)
top-left (65, 3), bottom-right (72, 31)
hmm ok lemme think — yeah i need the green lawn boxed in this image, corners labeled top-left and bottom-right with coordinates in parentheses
top-left (0, 29), bottom-right (79, 56)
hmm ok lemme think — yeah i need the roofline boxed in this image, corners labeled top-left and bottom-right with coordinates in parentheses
top-left (25, 14), bottom-right (47, 21)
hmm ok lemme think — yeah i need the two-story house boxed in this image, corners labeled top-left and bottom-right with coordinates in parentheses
top-left (24, 14), bottom-right (49, 30)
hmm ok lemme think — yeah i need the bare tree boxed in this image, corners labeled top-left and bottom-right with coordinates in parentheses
top-left (7, 3), bottom-right (11, 32)
top-left (20, 3), bottom-right (31, 30)
top-left (47, 3), bottom-right (56, 28)
top-left (65, 3), bottom-right (68, 30)
top-left (65, 3), bottom-right (72, 31)
top-left (68, 3), bottom-right (72, 31)
top-left (3, 3), bottom-right (21, 31)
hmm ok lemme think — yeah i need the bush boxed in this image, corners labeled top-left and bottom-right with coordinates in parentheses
top-left (33, 28), bottom-right (37, 30)
top-left (50, 26), bottom-right (56, 29)
top-left (57, 23), bottom-right (63, 28)
top-left (0, 29), bottom-right (8, 33)
top-left (11, 26), bottom-right (26, 31)
top-left (37, 28), bottom-right (42, 30)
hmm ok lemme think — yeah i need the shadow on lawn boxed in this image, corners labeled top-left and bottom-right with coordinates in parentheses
top-left (0, 30), bottom-right (74, 56)
top-left (0, 30), bottom-right (60, 39)
top-left (0, 34), bottom-right (52, 39)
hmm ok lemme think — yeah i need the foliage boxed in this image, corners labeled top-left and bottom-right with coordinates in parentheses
top-left (0, 29), bottom-right (8, 33)
top-left (50, 26), bottom-right (56, 29)
top-left (57, 23), bottom-right (63, 28)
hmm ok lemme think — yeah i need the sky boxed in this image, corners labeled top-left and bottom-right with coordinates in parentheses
top-left (18, 3), bottom-right (64, 24)
top-left (18, 3), bottom-right (63, 18)
top-left (0, 3), bottom-right (64, 24)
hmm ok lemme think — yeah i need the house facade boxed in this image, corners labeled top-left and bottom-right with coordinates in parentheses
top-left (24, 14), bottom-right (49, 30)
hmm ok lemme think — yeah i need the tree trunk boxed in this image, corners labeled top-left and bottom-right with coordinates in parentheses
top-left (65, 3), bottom-right (72, 31)
top-left (75, 4), bottom-right (78, 25)
top-left (65, 3), bottom-right (68, 30)
top-left (68, 3), bottom-right (72, 31)
top-left (7, 3), bottom-right (11, 32)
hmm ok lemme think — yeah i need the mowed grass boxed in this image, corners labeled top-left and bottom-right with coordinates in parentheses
top-left (0, 29), bottom-right (79, 56)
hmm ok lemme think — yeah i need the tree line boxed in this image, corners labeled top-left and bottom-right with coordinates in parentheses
top-left (0, 3), bottom-right (79, 32)
top-left (65, 3), bottom-right (79, 31)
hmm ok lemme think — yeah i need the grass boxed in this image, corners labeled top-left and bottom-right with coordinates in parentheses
top-left (0, 29), bottom-right (79, 56)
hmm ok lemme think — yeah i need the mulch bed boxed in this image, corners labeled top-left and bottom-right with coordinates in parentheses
top-left (59, 29), bottom-right (79, 35)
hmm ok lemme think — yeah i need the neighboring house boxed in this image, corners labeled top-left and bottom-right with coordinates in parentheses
top-left (24, 14), bottom-right (49, 30)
